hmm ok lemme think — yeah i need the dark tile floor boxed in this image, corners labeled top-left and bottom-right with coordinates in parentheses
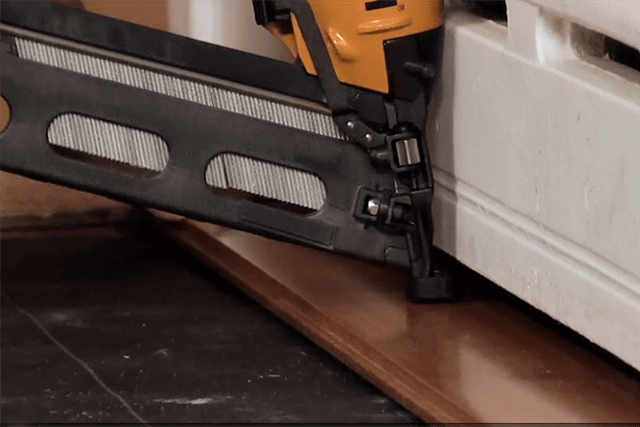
top-left (1, 227), bottom-right (423, 424)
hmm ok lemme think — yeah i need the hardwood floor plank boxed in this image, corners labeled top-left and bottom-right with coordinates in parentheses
top-left (0, 172), bottom-right (135, 232)
top-left (153, 213), bottom-right (640, 423)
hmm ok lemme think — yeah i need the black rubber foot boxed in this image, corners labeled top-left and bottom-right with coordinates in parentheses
top-left (407, 269), bottom-right (457, 303)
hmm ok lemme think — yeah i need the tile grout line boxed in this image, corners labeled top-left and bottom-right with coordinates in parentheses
top-left (1, 289), bottom-right (149, 426)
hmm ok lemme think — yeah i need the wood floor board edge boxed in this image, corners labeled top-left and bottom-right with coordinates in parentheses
top-left (149, 212), bottom-right (640, 423)
top-left (157, 218), bottom-right (471, 423)
top-left (0, 206), bottom-right (150, 237)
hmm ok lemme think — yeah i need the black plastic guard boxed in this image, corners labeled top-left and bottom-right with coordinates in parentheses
top-left (0, 47), bottom-right (409, 267)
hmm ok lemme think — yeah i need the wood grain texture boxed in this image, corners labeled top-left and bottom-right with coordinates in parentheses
top-left (0, 172), bottom-right (132, 231)
top-left (153, 212), bottom-right (640, 424)
top-left (0, 96), bottom-right (9, 133)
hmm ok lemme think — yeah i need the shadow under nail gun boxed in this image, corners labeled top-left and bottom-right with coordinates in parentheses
top-left (0, 0), bottom-right (456, 302)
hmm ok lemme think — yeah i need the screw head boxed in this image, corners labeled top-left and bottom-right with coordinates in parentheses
top-left (347, 121), bottom-right (356, 129)
top-left (367, 198), bottom-right (380, 216)
top-left (365, 134), bottom-right (373, 142)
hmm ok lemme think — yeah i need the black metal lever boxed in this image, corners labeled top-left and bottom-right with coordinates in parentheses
top-left (271, 0), bottom-right (387, 149)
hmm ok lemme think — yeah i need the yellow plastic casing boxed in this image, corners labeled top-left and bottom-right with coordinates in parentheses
top-left (267, 1), bottom-right (442, 94)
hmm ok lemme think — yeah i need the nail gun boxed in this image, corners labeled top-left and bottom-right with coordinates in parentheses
top-left (0, 0), bottom-right (455, 302)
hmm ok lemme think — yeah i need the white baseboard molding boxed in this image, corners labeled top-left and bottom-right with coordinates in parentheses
top-left (433, 2), bottom-right (640, 372)
top-left (433, 170), bottom-right (640, 372)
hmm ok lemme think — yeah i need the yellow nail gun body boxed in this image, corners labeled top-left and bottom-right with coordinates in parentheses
top-left (265, 0), bottom-right (442, 94)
